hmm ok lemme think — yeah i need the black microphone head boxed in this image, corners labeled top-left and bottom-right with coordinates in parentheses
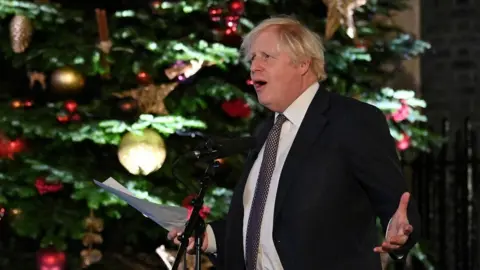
top-left (182, 136), bottom-right (257, 161)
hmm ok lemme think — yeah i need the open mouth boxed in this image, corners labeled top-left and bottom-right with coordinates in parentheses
top-left (253, 80), bottom-right (267, 90)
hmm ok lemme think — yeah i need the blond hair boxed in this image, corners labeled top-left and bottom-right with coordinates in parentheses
top-left (241, 15), bottom-right (327, 81)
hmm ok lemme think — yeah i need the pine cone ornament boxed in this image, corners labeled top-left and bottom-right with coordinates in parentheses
top-left (10, 15), bottom-right (33, 53)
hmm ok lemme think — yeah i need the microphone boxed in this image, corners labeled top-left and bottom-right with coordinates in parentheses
top-left (184, 136), bottom-right (257, 161)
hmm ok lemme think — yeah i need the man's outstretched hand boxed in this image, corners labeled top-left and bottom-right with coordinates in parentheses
top-left (374, 192), bottom-right (413, 254)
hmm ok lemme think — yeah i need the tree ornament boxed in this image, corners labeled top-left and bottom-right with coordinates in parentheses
top-left (391, 100), bottom-right (410, 122)
top-left (118, 97), bottom-right (138, 113)
top-left (354, 38), bottom-right (370, 49)
top-left (136, 71), bottom-right (152, 84)
top-left (225, 15), bottom-right (240, 28)
top-left (50, 66), bottom-right (85, 95)
top-left (112, 82), bottom-right (178, 115)
top-left (150, 0), bottom-right (162, 10)
top-left (0, 134), bottom-right (26, 159)
top-left (117, 129), bottom-right (167, 175)
top-left (95, 9), bottom-right (111, 78)
top-left (10, 15), bottom-right (33, 53)
top-left (28, 71), bottom-right (46, 90)
top-left (322, 0), bottom-right (367, 40)
top-left (228, 0), bottom-right (245, 16)
top-left (24, 100), bottom-right (33, 107)
top-left (81, 210), bottom-right (103, 267)
top-left (85, 215), bottom-right (104, 232)
top-left (182, 194), bottom-right (211, 220)
top-left (396, 133), bottom-right (410, 151)
top-left (164, 60), bottom-right (205, 81)
top-left (208, 6), bottom-right (223, 21)
top-left (56, 111), bottom-right (70, 123)
top-left (36, 248), bottom-right (66, 270)
top-left (64, 100), bottom-right (78, 113)
top-left (10, 99), bottom-right (33, 109)
top-left (35, 177), bottom-right (63, 195)
top-left (222, 99), bottom-right (251, 118)
top-left (221, 27), bottom-right (242, 46)
top-left (70, 113), bottom-right (81, 122)
top-left (11, 99), bottom-right (23, 109)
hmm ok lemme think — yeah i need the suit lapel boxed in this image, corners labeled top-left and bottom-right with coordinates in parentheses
top-left (273, 86), bottom-right (330, 222)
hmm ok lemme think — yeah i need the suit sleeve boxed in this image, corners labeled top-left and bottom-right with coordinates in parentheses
top-left (345, 103), bottom-right (421, 258)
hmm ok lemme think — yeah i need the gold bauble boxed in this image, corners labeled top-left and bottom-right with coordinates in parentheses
top-left (10, 15), bottom-right (33, 53)
top-left (80, 248), bottom-right (102, 266)
top-left (118, 129), bottom-right (167, 175)
top-left (50, 66), bottom-right (85, 94)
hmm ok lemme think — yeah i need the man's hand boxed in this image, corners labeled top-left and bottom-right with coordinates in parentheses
top-left (167, 228), bottom-right (209, 254)
top-left (374, 192), bottom-right (413, 254)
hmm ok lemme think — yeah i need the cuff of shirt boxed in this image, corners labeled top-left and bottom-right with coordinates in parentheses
top-left (204, 224), bottom-right (217, 254)
top-left (385, 218), bottom-right (403, 260)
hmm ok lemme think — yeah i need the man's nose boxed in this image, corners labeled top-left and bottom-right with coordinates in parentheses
top-left (250, 59), bottom-right (263, 73)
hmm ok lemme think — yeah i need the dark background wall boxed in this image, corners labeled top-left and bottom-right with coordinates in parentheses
top-left (421, 0), bottom-right (479, 136)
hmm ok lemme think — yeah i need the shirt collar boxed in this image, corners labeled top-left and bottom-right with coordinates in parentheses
top-left (276, 82), bottom-right (319, 127)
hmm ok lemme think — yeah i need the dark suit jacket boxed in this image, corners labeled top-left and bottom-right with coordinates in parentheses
top-left (209, 85), bottom-right (421, 270)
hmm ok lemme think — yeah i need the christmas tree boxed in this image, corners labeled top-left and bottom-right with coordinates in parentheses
top-left (0, 0), bottom-right (437, 268)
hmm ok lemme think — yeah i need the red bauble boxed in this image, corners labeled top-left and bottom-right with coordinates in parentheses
top-left (391, 100), bottom-right (410, 122)
top-left (56, 112), bottom-right (70, 123)
top-left (0, 136), bottom-right (26, 159)
top-left (150, 0), bottom-right (161, 9)
top-left (118, 98), bottom-right (138, 113)
top-left (64, 100), bottom-right (78, 113)
top-left (70, 113), bottom-right (81, 122)
top-left (182, 194), bottom-right (210, 220)
top-left (136, 71), bottom-right (152, 84)
top-left (225, 27), bottom-right (237, 35)
top-left (396, 133), bottom-right (410, 151)
top-left (24, 100), bottom-right (34, 107)
top-left (35, 177), bottom-right (64, 195)
top-left (37, 248), bottom-right (66, 270)
top-left (8, 139), bottom-right (25, 154)
top-left (222, 99), bottom-right (251, 118)
top-left (208, 6), bottom-right (223, 22)
top-left (222, 26), bottom-right (242, 45)
top-left (228, 0), bottom-right (244, 15)
top-left (225, 15), bottom-right (240, 28)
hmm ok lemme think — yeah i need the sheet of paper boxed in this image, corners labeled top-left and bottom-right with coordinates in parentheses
top-left (94, 177), bottom-right (188, 231)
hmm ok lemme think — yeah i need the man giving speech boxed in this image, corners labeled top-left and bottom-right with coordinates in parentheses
top-left (169, 15), bottom-right (420, 270)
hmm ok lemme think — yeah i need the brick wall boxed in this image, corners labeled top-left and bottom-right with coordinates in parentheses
top-left (420, 0), bottom-right (479, 133)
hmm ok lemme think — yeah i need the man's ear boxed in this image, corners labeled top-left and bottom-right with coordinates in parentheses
top-left (298, 58), bottom-right (311, 75)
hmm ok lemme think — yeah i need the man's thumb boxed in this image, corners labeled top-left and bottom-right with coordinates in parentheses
top-left (397, 192), bottom-right (410, 213)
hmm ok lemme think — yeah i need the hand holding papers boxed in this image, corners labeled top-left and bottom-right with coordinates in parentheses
top-left (93, 177), bottom-right (188, 231)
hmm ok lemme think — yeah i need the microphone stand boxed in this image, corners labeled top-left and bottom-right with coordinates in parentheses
top-left (172, 159), bottom-right (220, 270)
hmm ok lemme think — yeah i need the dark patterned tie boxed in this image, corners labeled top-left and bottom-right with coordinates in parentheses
top-left (245, 114), bottom-right (287, 270)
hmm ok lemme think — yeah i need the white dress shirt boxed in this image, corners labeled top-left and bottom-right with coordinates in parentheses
top-left (205, 82), bottom-right (320, 269)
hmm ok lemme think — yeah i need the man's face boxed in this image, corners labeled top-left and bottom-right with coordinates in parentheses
top-left (249, 28), bottom-right (304, 112)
